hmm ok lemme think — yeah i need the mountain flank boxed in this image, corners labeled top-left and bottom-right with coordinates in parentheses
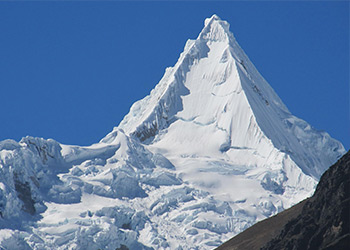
top-left (216, 151), bottom-right (350, 250)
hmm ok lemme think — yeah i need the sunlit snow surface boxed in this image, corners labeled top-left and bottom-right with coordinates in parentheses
top-left (0, 15), bottom-right (345, 249)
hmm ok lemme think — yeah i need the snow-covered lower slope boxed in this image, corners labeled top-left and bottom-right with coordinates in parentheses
top-left (0, 15), bottom-right (345, 250)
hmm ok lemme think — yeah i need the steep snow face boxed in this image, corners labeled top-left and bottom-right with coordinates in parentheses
top-left (0, 15), bottom-right (346, 250)
top-left (117, 14), bottom-right (344, 179)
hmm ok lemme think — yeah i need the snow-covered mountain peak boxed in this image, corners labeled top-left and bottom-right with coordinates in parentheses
top-left (0, 15), bottom-right (345, 250)
top-left (117, 15), bottom-right (344, 180)
top-left (204, 14), bottom-right (221, 26)
top-left (117, 15), bottom-right (239, 143)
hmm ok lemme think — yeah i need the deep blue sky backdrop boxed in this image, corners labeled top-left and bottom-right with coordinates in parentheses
top-left (0, 1), bottom-right (349, 149)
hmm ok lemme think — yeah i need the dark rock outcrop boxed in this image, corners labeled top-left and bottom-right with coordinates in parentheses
top-left (216, 151), bottom-right (350, 250)
top-left (13, 173), bottom-right (36, 215)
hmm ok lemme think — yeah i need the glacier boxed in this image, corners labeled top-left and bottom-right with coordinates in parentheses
top-left (0, 15), bottom-right (345, 249)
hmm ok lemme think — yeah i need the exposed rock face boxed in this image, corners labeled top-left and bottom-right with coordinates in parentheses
top-left (217, 151), bottom-right (349, 250)
top-left (14, 174), bottom-right (36, 215)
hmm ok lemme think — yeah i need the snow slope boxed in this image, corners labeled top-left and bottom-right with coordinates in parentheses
top-left (0, 15), bottom-right (345, 249)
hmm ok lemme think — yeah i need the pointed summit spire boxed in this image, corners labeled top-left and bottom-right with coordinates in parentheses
top-left (204, 14), bottom-right (221, 26)
top-left (199, 14), bottom-right (232, 42)
top-left (115, 15), bottom-right (344, 179)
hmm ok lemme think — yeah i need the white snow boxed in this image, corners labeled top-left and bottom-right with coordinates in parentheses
top-left (0, 14), bottom-right (345, 250)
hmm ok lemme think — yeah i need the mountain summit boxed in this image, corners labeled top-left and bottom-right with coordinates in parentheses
top-left (114, 14), bottom-right (343, 180)
top-left (0, 15), bottom-right (346, 249)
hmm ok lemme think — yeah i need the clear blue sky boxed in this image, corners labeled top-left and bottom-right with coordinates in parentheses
top-left (0, 1), bottom-right (349, 150)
